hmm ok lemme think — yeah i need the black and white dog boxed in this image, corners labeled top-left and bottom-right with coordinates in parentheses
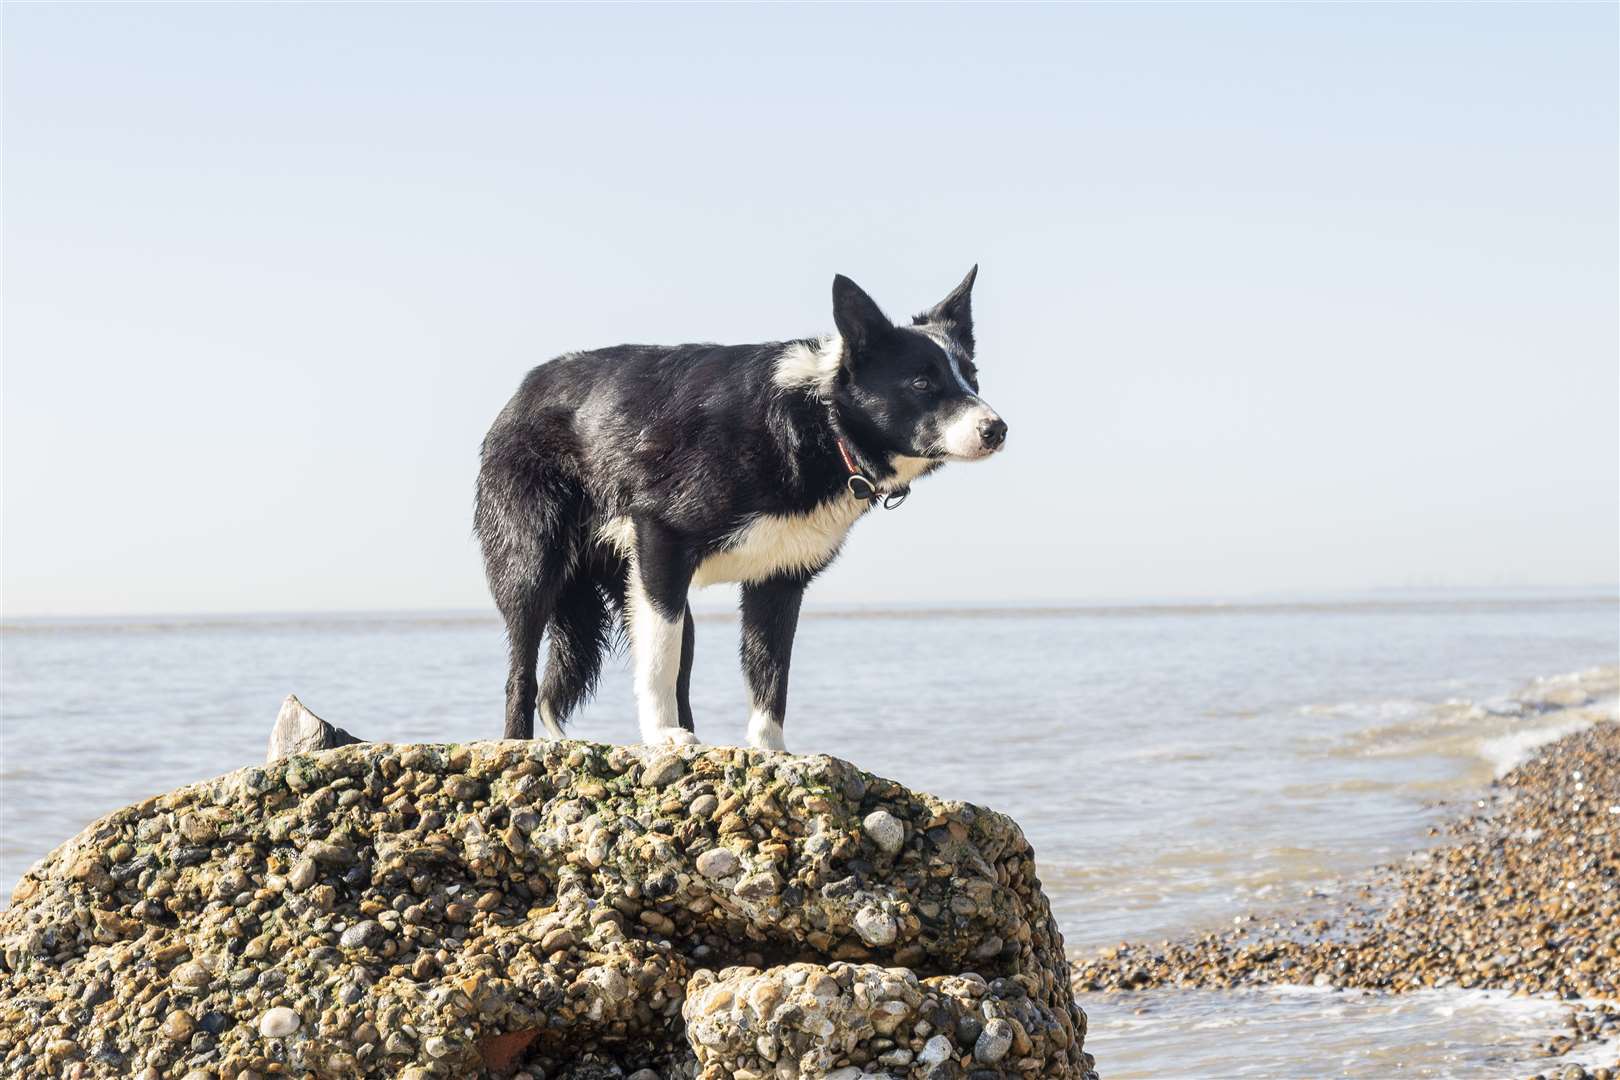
top-left (475, 269), bottom-right (1005, 750)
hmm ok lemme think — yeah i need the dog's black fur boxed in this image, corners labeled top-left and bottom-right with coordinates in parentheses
top-left (475, 269), bottom-right (1005, 749)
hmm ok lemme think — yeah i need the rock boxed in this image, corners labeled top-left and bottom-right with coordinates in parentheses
top-left (975, 1018), bottom-right (1014, 1063)
top-left (919, 1033), bottom-right (954, 1064)
top-left (161, 1010), bottom-right (197, 1042)
top-left (640, 750), bottom-right (687, 788)
top-left (0, 729), bottom-right (1091, 1079)
top-left (170, 960), bottom-right (212, 989)
top-left (695, 847), bottom-right (739, 879)
top-left (265, 694), bottom-right (362, 762)
top-left (339, 920), bottom-right (381, 950)
top-left (863, 809), bottom-right (906, 854)
top-left (855, 905), bottom-right (899, 947)
top-left (257, 1007), bottom-right (300, 1038)
top-left (286, 857), bottom-right (317, 892)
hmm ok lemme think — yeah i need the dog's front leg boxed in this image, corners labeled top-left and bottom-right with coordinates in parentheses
top-left (628, 519), bottom-right (700, 746)
top-left (739, 575), bottom-right (806, 751)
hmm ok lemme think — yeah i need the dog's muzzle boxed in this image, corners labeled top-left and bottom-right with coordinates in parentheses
top-left (941, 402), bottom-right (1008, 460)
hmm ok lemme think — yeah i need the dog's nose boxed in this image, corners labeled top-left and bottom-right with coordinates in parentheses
top-left (979, 417), bottom-right (1007, 450)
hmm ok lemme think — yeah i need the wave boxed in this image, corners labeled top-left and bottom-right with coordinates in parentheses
top-left (1314, 666), bottom-right (1619, 779)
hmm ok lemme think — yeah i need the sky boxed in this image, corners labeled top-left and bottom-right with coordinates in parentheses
top-left (3, 4), bottom-right (1616, 617)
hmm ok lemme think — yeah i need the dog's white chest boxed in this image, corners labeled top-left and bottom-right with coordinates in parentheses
top-left (691, 498), bottom-right (868, 587)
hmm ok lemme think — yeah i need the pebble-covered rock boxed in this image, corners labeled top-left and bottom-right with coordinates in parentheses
top-left (0, 736), bottom-right (1092, 1079)
top-left (684, 962), bottom-right (1075, 1078)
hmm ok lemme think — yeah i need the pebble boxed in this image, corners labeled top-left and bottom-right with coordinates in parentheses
top-left (161, 1010), bottom-right (197, 1041)
top-left (975, 1018), bottom-right (1014, 1063)
top-left (919, 1033), bottom-right (954, 1064)
top-left (286, 858), bottom-right (317, 892)
top-left (171, 961), bottom-right (212, 989)
top-left (696, 847), bottom-right (739, 879)
top-left (257, 1006), bottom-right (300, 1038)
top-left (862, 809), bottom-right (906, 854)
top-left (339, 920), bottom-right (381, 950)
top-left (642, 753), bottom-right (686, 788)
top-left (854, 905), bottom-right (899, 947)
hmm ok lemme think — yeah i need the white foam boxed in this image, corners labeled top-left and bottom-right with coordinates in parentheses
top-left (1478, 716), bottom-right (1600, 778)
top-left (1078, 984), bottom-right (1605, 1078)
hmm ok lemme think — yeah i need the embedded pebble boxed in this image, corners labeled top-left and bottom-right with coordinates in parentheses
top-left (695, 847), bottom-right (739, 879)
top-left (170, 961), bottom-right (211, 989)
top-left (257, 1006), bottom-right (301, 1038)
top-left (919, 1033), bottom-right (954, 1064)
top-left (862, 809), bottom-right (906, 854)
top-left (854, 905), bottom-right (899, 947)
top-left (339, 920), bottom-right (381, 950)
top-left (161, 1010), bottom-right (196, 1042)
top-left (975, 1017), bottom-right (1014, 1063)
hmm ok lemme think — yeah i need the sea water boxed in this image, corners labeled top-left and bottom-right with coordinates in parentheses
top-left (3, 591), bottom-right (1616, 1076)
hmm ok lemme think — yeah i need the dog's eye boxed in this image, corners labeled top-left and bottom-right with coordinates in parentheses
top-left (910, 376), bottom-right (932, 392)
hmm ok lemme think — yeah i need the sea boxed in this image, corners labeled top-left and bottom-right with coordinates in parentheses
top-left (2, 590), bottom-right (1616, 1077)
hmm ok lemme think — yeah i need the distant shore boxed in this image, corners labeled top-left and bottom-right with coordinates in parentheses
top-left (1073, 713), bottom-right (1620, 1077)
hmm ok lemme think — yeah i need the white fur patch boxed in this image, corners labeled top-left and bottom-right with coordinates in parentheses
top-left (887, 455), bottom-right (936, 487)
top-left (772, 336), bottom-right (843, 392)
top-left (595, 516), bottom-right (638, 558)
top-left (691, 496), bottom-right (869, 587)
top-left (940, 402), bottom-right (1003, 460)
top-left (911, 324), bottom-right (976, 393)
top-left (746, 708), bottom-right (787, 751)
top-left (596, 462), bottom-right (928, 589)
top-left (538, 702), bottom-right (566, 739)
top-left (626, 562), bottom-right (694, 744)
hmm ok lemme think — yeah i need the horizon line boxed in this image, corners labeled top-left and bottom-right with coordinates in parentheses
top-left (3, 585), bottom-right (1616, 632)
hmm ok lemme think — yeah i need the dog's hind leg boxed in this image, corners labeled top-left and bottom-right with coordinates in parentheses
top-left (497, 595), bottom-right (550, 739)
top-left (739, 576), bottom-right (807, 751)
top-left (676, 603), bottom-right (696, 734)
top-left (536, 575), bottom-right (613, 738)
top-left (475, 440), bottom-right (583, 740)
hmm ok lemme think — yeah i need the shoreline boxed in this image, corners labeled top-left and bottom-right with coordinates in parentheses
top-left (1072, 715), bottom-right (1620, 1077)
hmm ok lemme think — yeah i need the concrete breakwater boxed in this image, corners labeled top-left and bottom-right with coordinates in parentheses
top-left (0, 722), bottom-right (1093, 1079)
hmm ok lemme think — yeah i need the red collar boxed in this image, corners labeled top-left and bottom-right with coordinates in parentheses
top-left (836, 438), bottom-right (907, 509)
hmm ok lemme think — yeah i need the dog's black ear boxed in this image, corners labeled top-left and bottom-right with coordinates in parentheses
top-left (913, 265), bottom-right (978, 354)
top-left (832, 274), bottom-right (893, 357)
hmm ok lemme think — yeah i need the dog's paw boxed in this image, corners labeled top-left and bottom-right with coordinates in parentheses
top-left (745, 713), bottom-right (788, 752)
top-left (648, 728), bottom-right (701, 747)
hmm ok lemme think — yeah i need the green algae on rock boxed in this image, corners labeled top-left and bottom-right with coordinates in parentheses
top-left (0, 739), bottom-right (1092, 1079)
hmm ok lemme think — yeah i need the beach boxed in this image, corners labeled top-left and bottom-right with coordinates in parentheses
top-left (1076, 672), bottom-right (1619, 1078)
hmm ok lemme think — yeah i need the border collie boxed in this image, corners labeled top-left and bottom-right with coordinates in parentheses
top-left (475, 268), bottom-right (1005, 750)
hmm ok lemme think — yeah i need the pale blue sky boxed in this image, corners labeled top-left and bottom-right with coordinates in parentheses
top-left (4, 4), bottom-right (1616, 616)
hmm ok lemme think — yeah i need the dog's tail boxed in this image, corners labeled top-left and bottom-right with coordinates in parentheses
top-left (534, 572), bottom-right (621, 735)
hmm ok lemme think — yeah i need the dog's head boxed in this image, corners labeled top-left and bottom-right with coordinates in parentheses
top-left (829, 268), bottom-right (1007, 463)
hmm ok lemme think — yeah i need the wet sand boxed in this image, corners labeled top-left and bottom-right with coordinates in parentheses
top-left (1073, 719), bottom-right (1620, 1077)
